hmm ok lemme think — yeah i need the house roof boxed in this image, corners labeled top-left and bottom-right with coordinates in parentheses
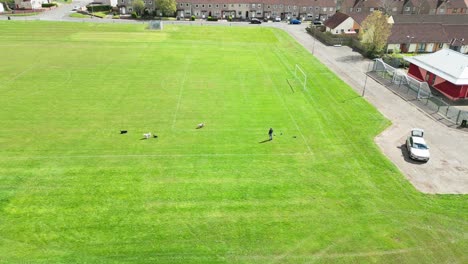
top-left (388, 23), bottom-right (448, 43)
top-left (441, 0), bottom-right (467, 8)
top-left (405, 49), bottom-right (468, 85)
top-left (443, 25), bottom-right (468, 44)
top-left (324, 12), bottom-right (350, 29)
top-left (347, 12), bottom-right (368, 24)
top-left (391, 14), bottom-right (468, 24)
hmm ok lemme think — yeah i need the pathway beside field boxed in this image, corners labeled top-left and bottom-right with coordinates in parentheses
top-left (282, 24), bottom-right (468, 194)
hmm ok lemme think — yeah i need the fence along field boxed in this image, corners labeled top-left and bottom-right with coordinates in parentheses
top-left (0, 21), bottom-right (466, 263)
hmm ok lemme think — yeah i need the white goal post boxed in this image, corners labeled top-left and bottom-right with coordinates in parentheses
top-left (294, 64), bottom-right (307, 90)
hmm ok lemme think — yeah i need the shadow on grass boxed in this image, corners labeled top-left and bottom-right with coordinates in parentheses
top-left (259, 139), bottom-right (271, 144)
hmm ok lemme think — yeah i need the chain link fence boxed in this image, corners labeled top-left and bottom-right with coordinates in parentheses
top-left (370, 59), bottom-right (468, 127)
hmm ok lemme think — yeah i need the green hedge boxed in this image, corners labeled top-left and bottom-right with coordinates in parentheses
top-left (207, 16), bottom-right (218, 21)
top-left (42, 3), bottom-right (57, 7)
top-left (86, 4), bottom-right (111, 12)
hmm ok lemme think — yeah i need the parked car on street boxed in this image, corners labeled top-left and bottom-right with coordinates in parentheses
top-left (406, 128), bottom-right (430, 162)
top-left (313, 20), bottom-right (323, 25)
top-left (250, 18), bottom-right (262, 24)
top-left (290, 19), bottom-right (301, 24)
top-left (274, 17), bottom-right (281, 22)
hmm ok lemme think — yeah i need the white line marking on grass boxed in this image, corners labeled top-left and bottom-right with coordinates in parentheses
top-left (171, 55), bottom-right (192, 130)
top-left (255, 48), bottom-right (314, 155)
top-left (3, 153), bottom-right (312, 160)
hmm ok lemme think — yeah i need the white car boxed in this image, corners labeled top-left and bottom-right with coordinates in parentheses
top-left (274, 17), bottom-right (281, 22)
top-left (406, 128), bottom-right (430, 162)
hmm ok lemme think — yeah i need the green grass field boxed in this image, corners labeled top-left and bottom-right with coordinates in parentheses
top-left (0, 21), bottom-right (466, 263)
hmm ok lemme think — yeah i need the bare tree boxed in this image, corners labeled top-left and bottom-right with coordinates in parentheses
top-left (380, 0), bottom-right (396, 15)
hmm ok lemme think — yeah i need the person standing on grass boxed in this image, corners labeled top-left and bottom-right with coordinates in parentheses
top-left (269, 128), bottom-right (273, 141)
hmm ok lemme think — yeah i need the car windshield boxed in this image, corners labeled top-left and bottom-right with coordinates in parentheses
top-left (412, 142), bottom-right (428, 149)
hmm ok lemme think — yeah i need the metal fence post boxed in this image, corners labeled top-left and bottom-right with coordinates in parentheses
top-left (456, 110), bottom-right (462, 124)
top-left (446, 106), bottom-right (450, 116)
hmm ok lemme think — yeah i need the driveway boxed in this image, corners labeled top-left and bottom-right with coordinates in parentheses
top-left (283, 24), bottom-right (468, 194)
top-left (1, 12), bottom-right (466, 193)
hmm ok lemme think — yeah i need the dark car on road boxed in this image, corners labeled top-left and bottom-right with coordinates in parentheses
top-left (250, 18), bottom-right (262, 24)
top-left (290, 19), bottom-right (301, 24)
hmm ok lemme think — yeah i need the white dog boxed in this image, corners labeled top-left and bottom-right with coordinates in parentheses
top-left (197, 123), bottom-right (205, 129)
top-left (143, 132), bottom-right (151, 139)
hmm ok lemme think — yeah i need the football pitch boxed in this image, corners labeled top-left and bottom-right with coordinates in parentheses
top-left (0, 21), bottom-right (466, 263)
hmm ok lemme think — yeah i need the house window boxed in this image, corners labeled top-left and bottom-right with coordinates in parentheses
top-left (273, 5), bottom-right (277, 8)
top-left (280, 5), bottom-right (283, 8)
top-left (258, 4), bottom-right (261, 8)
top-left (404, 6), bottom-right (410, 11)
top-left (370, 7), bottom-right (374, 11)
top-left (179, 3), bottom-right (183, 7)
top-left (309, 7), bottom-right (313, 11)
top-left (356, 8), bottom-right (361, 12)
top-left (252, 4), bottom-right (255, 8)
top-left (439, 8), bottom-right (445, 13)
top-left (322, 7), bottom-right (326, 11)
top-left (349, 8), bottom-right (353, 12)
top-left (418, 43), bottom-right (426, 52)
top-left (186, 3), bottom-right (188, 7)
top-left (293, 6), bottom-right (297, 10)
top-left (231, 4), bottom-right (233, 7)
top-left (215, 4), bottom-right (218, 8)
top-left (287, 6), bottom-right (290, 10)
top-left (392, 7), bottom-right (397, 12)
top-left (329, 7), bottom-right (333, 11)
top-left (267, 5), bottom-right (270, 9)
top-left (223, 4), bottom-right (226, 8)
top-left (208, 4), bottom-right (211, 8)
top-left (303, 7), bottom-right (306, 11)
top-left (453, 8), bottom-right (458, 13)
top-left (202, 4), bottom-right (204, 7)
top-left (195, 4), bottom-right (198, 7)
top-left (238, 11), bottom-right (241, 15)
top-left (129, 7), bottom-right (132, 11)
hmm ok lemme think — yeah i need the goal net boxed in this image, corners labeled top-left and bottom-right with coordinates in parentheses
top-left (294, 64), bottom-right (307, 90)
top-left (148, 20), bottom-right (163, 30)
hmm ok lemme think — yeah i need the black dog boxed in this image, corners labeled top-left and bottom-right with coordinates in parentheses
top-left (120, 130), bottom-right (128, 134)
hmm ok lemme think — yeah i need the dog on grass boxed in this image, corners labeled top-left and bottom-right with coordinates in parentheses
top-left (143, 133), bottom-right (151, 139)
top-left (196, 123), bottom-right (205, 129)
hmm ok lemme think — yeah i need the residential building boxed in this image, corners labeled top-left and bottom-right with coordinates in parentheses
top-left (324, 12), bottom-right (362, 34)
top-left (14, 0), bottom-right (48, 9)
top-left (386, 15), bottom-right (468, 53)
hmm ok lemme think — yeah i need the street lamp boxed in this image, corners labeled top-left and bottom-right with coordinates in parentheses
top-left (362, 60), bottom-right (373, 97)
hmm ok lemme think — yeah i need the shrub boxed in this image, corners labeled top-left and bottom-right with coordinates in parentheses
top-left (86, 4), bottom-right (111, 12)
top-left (191, 15), bottom-right (195, 21)
top-left (42, 3), bottom-right (57, 7)
top-left (228, 15), bottom-right (232, 21)
top-left (131, 12), bottom-right (137, 19)
top-left (207, 16), bottom-right (218, 21)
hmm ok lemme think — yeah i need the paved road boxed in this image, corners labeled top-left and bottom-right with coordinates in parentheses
top-left (2, 7), bottom-right (467, 193)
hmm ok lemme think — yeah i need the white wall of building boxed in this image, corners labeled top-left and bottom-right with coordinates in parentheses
top-left (327, 17), bottom-right (354, 34)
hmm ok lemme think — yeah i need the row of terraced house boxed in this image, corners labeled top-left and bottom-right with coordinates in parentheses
top-left (116, 0), bottom-right (468, 20)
